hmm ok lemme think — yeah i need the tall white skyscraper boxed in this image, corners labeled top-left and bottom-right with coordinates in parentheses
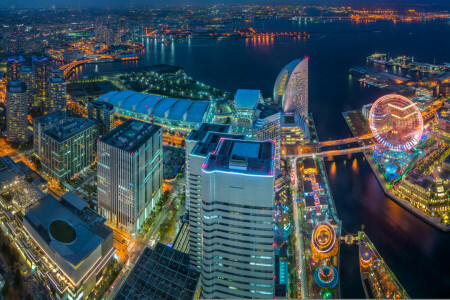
top-left (6, 81), bottom-right (28, 144)
top-left (97, 119), bottom-right (163, 234)
top-left (201, 139), bottom-right (276, 299)
top-left (273, 57), bottom-right (308, 118)
top-left (185, 123), bottom-right (245, 269)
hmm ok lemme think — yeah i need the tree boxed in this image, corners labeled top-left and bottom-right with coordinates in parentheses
top-left (25, 294), bottom-right (34, 300)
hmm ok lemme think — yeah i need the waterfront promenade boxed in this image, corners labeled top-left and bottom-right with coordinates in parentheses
top-left (343, 111), bottom-right (450, 232)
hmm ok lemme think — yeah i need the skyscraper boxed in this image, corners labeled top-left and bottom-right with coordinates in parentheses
top-left (185, 123), bottom-right (245, 269)
top-left (33, 110), bottom-right (67, 158)
top-left (6, 57), bottom-right (23, 81)
top-left (48, 74), bottom-right (67, 112)
top-left (19, 65), bottom-right (35, 108)
top-left (97, 120), bottom-right (163, 234)
top-left (201, 139), bottom-right (276, 299)
top-left (41, 118), bottom-right (97, 182)
top-left (273, 58), bottom-right (308, 118)
top-left (33, 57), bottom-right (50, 99)
top-left (87, 101), bottom-right (115, 136)
top-left (6, 81), bottom-right (28, 144)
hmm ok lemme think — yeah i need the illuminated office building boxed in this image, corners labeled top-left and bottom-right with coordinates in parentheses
top-left (33, 110), bottom-right (67, 158)
top-left (41, 118), bottom-right (97, 182)
top-left (273, 58), bottom-right (308, 118)
top-left (201, 139), bottom-right (275, 299)
top-left (185, 123), bottom-right (244, 269)
top-left (6, 81), bottom-right (28, 144)
top-left (97, 120), bottom-right (163, 234)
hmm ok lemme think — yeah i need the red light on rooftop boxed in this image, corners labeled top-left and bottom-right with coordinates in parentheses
top-left (305, 56), bottom-right (310, 60)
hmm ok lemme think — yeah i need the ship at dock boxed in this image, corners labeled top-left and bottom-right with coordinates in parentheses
top-left (358, 231), bottom-right (409, 299)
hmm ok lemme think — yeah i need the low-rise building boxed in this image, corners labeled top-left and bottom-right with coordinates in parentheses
top-left (23, 192), bottom-right (114, 300)
top-left (115, 243), bottom-right (200, 300)
top-left (436, 100), bottom-right (450, 138)
top-left (0, 155), bottom-right (47, 212)
top-left (98, 91), bottom-right (212, 133)
top-left (398, 172), bottom-right (433, 209)
top-left (234, 89), bottom-right (262, 130)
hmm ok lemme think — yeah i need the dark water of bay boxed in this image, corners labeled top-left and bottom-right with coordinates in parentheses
top-left (75, 19), bottom-right (450, 298)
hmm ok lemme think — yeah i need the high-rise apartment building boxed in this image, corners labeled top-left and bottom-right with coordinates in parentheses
top-left (201, 139), bottom-right (276, 299)
top-left (87, 101), bottom-right (115, 136)
top-left (41, 117), bottom-right (97, 181)
top-left (6, 57), bottom-right (23, 81)
top-left (253, 103), bottom-right (282, 170)
top-left (185, 123), bottom-right (245, 269)
top-left (19, 65), bottom-right (35, 107)
top-left (95, 26), bottom-right (120, 45)
top-left (33, 57), bottom-right (50, 99)
top-left (97, 120), bottom-right (163, 234)
top-left (33, 110), bottom-right (67, 157)
top-left (273, 58), bottom-right (308, 118)
top-left (48, 74), bottom-right (67, 112)
top-left (6, 81), bottom-right (28, 143)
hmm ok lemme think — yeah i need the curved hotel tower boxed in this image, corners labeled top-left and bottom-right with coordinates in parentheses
top-left (273, 57), bottom-right (308, 118)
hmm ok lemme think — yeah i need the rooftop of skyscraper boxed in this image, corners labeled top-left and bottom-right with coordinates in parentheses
top-left (99, 119), bottom-right (160, 152)
top-left (43, 117), bottom-right (96, 142)
top-left (49, 75), bottom-right (66, 83)
top-left (202, 139), bottom-right (275, 175)
top-left (88, 101), bottom-right (114, 112)
top-left (34, 110), bottom-right (67, 125)
top-left (186, 123), bottom-right (230, 143)
top-left (6, 81), bottom-right (27, 93)
top-left (192, 132), bottom-right (246, 157)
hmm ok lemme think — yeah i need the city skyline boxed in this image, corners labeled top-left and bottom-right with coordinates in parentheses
top-left (2, 0), bottom-right (450, 9)
top-left (0, 3), bottom-right (448, 299)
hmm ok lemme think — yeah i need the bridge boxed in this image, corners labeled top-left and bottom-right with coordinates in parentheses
top-left (317, 133), bottom-right (374, 148)
top-left (286, 145), bottom-right (374, 158)
top-left (60, 42), bottom-right (145, 80)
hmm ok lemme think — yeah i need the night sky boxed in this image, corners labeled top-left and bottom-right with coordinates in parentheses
top-left (2, 0), bottom-right (450, 9)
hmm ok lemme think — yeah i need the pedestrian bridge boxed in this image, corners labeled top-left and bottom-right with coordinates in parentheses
top-left (285, 144), bottom-right (374, 158)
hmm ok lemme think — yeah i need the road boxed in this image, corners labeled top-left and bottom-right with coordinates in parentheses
top-left (290, 158), bottom-right (307, 298)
